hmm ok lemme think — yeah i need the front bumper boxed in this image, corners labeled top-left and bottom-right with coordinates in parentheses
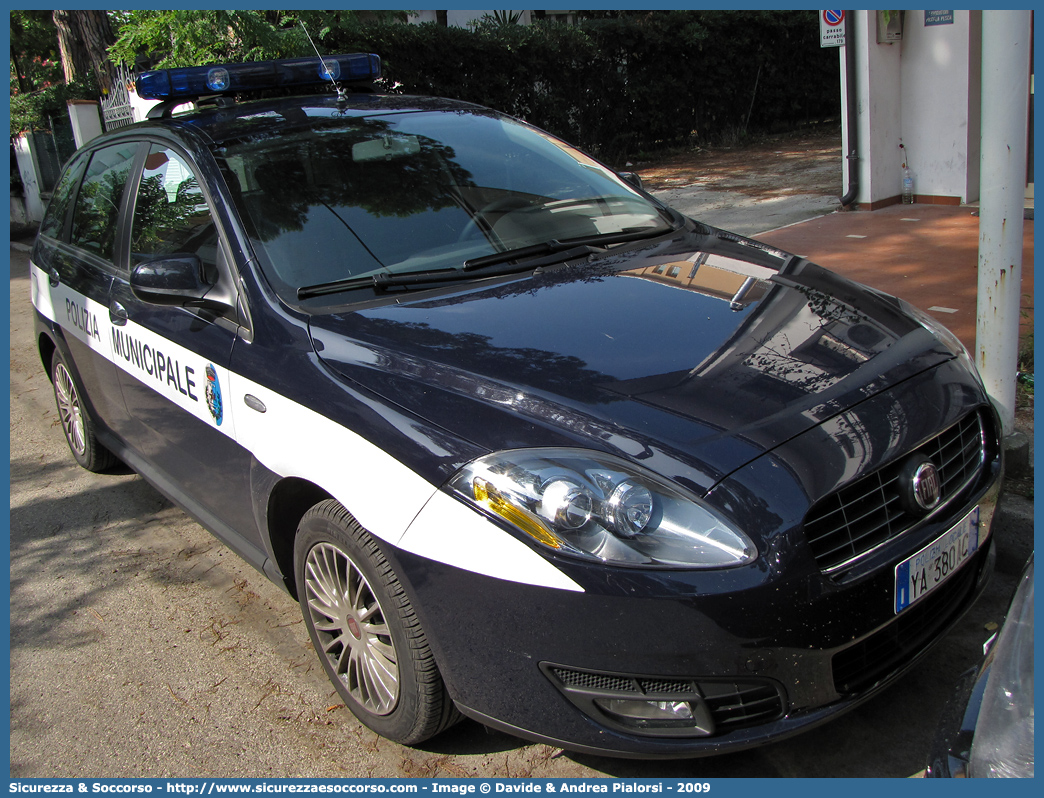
top-left (388, 477), bottom-right (997, 757)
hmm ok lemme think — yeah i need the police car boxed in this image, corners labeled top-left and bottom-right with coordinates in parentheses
top-left (31, 54), bottom-right (1002, 757)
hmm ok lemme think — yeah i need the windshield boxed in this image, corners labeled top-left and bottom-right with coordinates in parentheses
top-left (215, 109), bottom-right (671, 303)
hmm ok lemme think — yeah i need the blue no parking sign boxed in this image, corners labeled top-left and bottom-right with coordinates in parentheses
top-left (820, 9), bottom-right (847, 47)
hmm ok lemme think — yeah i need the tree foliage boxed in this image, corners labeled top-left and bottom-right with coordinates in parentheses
top-left (10, 10), bottom-right (109, 136)
top-left (107, 10), bottom-right (404, 69)
top-left (10, 10), bottom-right (63, 94)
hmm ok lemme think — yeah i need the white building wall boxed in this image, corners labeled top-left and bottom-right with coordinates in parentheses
top-left (849, 10), bottom-right (988, 207)
top-left (447, 10), bottom-right (488, 28)
top-left (854, 10), bottom-right (903, 207)
top-left (409, 10), bottom-right (533, 27)
top-left (898, 10), bottom-right (981, 204)
top-left (129, 87), bottom-right (160, 122)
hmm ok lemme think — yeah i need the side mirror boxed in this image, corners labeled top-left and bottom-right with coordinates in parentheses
top-left (618, 171), bottom-right (644, 191)
top-left (130, 255), bottom-right (219, 307)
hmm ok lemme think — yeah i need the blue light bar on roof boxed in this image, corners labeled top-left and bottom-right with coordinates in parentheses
top-left (135, 53), bottom-right (381, 100)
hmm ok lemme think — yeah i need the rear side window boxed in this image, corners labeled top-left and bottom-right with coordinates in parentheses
top-left (69, 143), bottom-right (139, 261)
top-left (38, 152), bottom-right (88, 241)
top-left (130, 146), bottom-right (218, 274)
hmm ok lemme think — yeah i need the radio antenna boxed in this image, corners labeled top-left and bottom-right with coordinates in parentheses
top-left (299, 21), bottom-right (347, 100)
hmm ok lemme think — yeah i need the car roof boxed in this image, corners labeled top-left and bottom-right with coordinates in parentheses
top-left (148, 92), bottom-right (494, 148)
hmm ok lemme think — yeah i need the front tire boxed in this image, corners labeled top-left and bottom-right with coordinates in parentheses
top-left (294, 499), bottom-right (459, 744)
top-left (51, 349), bottom-right (117, 473)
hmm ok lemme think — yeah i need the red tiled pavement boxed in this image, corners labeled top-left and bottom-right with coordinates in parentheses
top-left (757, 204), bottom-right (1034, 354)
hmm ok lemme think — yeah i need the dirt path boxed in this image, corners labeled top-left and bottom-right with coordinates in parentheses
top-left (637, 126), bottom-right (842, 197)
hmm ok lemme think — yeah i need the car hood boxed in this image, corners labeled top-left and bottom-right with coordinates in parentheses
top-left (307, 229), bottom-right (955, 492)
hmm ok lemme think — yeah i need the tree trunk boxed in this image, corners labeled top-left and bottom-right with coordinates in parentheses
top-left (53, 10), bottom-right (90, 84)
top-left (52, 10), bottom-right (116, 93)
top-left (11, 44), bottom-right (30, 94)
top-left (79, 10), bottom-right (117, 94)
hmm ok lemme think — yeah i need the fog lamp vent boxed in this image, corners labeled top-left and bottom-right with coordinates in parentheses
top-left (639, 678), bottom-right (694, 694)
top-left (542, 663), bottom-right (785, 739)
top-left (551, 668), bottom-right (637, 693)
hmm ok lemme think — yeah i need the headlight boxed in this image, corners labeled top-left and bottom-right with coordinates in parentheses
top-left (968, 556), bottom-right (1034, 778)
top-left (447, 448), bottom-right (757, 568)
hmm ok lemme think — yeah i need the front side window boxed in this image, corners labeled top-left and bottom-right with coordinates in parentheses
top-left (69, 143), bottom-right (139, 261)
top-left (130, 145), bottom-right (218, 276)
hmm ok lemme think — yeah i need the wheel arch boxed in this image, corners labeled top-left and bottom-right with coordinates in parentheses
top-left (37, 330), bottom-right (57, 383)
top-left (263, 476), bottom-right (331, 597)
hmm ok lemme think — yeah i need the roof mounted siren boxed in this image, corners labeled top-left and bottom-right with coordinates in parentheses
top-left (138, 53), bottom-right (382, 118)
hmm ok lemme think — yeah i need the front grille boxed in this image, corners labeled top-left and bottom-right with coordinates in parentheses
top-left (700, 682), bottom-right (785, 731)
top-left (804, 411), bottom-right (986, 571)
top-left (546, 666), bottom-right (784, 732)
top-left (831, 552), bottom-right (983, 693)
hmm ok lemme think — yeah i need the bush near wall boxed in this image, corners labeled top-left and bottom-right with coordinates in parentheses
top-left (9, 78), bottom-right (97, 138)
top-left (330, 11), bottom-right (837, 165)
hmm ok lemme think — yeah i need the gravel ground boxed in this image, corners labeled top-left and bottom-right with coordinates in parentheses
top-left (8, 130), bottom-right (1034, 777)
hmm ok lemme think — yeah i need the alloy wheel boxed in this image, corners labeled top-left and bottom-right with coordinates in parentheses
top-left (303, 541), bottom-right (399, 715)
top-left (54, 362), bottom-right (87, 457)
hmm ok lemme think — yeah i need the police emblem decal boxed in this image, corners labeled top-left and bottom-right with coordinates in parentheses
top-left (205, 364), bottom-right (223, 426)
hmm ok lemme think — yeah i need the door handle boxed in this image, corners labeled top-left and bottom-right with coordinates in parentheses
top-left (49, 268), bottom-right (60, 287)
top-left (109, 301), bottom-right (128, 326)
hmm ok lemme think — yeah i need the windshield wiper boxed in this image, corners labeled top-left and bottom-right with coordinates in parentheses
top-left (461, 226), bottom-right (674, 272)
top-left (297, 244), bottom-right (597, 300)
top-left (297, 224), bottom-right (678, 300)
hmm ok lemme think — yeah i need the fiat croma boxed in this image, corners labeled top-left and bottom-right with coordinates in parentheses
top-left (31, 54), bottom-right (1001, 757)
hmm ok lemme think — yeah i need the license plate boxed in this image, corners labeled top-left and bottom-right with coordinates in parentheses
top-left (894, 507), bottom-right (981, 614)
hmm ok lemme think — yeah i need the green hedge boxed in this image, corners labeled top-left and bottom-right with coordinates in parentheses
top-left (10, 78), bottom-right (97, 138)
top-left (11, 12), bottom-right (838, 163)
top-left (329, 11), bottom-right (838, 165)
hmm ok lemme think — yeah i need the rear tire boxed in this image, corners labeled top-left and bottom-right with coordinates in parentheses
top-left (51, 349), bottom-right (117, 473)
top-left (294, 499), bottom-right (460, 744)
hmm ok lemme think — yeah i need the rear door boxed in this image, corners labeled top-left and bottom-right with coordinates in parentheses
top-left (32, 142), bottom-right (141, 440)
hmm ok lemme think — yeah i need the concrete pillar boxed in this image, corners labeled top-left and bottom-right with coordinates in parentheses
top-left (839, 24), bottom-right (854, 196)
top-left (12, 133), bottom-right (47, 224)
top-left (67, 99), bottom-right (104, 147)
top-left (976, 10), bottom-right (1031, 436)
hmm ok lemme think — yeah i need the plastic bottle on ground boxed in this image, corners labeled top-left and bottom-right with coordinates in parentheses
top-left (902, 166), bottom-right (914, 204)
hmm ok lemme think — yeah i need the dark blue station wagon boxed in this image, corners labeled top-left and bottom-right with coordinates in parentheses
top-left (30, 55), bottom-right (1002, 757)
